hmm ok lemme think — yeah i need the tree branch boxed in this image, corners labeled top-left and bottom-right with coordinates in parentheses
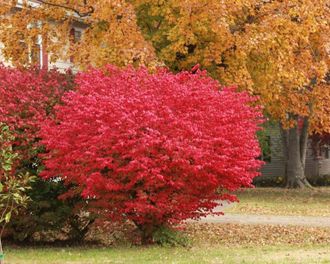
top-left (37, 0), bottom-right (94, 17)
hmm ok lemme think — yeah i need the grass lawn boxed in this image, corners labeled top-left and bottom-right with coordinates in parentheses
top-left (6, 244), bottom-right (330, 264)
top-left (226, 187), bottom-right (330, 216)
top-left (6, 222), bottom-right (330, 264)
top-left (6, 187), bottom-right (330, 263)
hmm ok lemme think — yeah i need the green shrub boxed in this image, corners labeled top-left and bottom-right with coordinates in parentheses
top-left (152, 226), bottom-right (190, 247)
top-left (7, 178), bottom-right (95, 243)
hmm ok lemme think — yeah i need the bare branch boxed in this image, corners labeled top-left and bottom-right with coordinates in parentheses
top-left (37, 0), bottom-right (94, 17)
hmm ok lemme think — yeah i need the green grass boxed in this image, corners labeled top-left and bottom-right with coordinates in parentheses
top-left (6, 187), bottom-right (330, 263)
top-left (5, 244), bottom-right (330, 264)
top-left (226, 187), bottom-right (330, 216)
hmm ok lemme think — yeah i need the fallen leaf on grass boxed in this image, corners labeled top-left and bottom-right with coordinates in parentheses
top-left (185, 223), bottom-right (330, 246)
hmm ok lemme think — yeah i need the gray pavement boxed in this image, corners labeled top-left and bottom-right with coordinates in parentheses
top-left (189, 201), bottom-right (330, 227)
top-left (194, 213), bottom-right (330, 227)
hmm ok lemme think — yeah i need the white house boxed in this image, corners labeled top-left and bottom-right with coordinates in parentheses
top-left (0, 0), bottom-right (86, 72)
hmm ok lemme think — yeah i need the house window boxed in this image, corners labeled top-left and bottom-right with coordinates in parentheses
top-left (322, 146), bottom-right (330, 159)
top-left (70, 28), bottom-right (82, 62)
top-left (261, 135), bottom-right (272, 162)
top-left (257, 132), bottom-right (271, 162)
top-left (70, 28), bottom-right (82, 43)
top-left (25, 21), bottom-right (43, 67)
top-left (74, 30), bottom-right (82, 43)
top-left (30, 43), bottom-right (41, 66)
top-left (17, 36), bottom-right (42, 67)
top-left (257, 129), bottom-right (272, 162)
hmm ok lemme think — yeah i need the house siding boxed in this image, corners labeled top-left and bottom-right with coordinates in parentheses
top-left (258, 124), bottom-right (330, 182)
top-left (260, 125), bottom-right (286, 178)
top-left (318, 159), bottom-right (330, 176)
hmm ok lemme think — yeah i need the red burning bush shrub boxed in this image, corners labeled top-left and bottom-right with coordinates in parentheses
top-left (40, 65), bottom-right (263, 241)
top-left (0, 65), bottom-right (73, 173)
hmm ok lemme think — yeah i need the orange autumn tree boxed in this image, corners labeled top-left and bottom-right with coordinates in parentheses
top-left (234, 1), bottom-right (330, 188)
top-left (132, 0), bottom-right (330, 187)
top-left (1, 0), bottom-right (330, 188)
top-left (0, 0), bottom-right (157, 69)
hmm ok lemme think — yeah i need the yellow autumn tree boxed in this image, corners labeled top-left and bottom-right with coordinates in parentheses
top-left (132, 0), bottom-right (330, 187)
top-left (1, 0), bottom-right (330, 188)
top-left (237, 1), bottom-right (330, 188)
top-left (0, 0), bottom-right (157, 69)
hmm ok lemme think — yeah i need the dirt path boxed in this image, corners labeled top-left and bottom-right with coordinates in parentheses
top-left (189, 201), bottom-right (330, 227)
top-left (194, 213), bottom-right (330, 227)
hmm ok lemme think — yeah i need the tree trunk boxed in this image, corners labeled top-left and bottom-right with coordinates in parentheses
top-left (132, 220), bottom-right (157, 245)
top-left (300, 117), bottom-right (309, 169)
top-left (284, 117), bottom-right (313, 188)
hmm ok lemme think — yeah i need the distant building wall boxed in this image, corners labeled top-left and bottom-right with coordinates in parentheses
top-left (257, 123), bottom-right (330, 184)
top-left (260, 124), bottom-right (286, 178)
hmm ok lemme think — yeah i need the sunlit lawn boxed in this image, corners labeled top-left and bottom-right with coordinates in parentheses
top-left (6, 187), bottom-right (330, 264)
top-left (6, 221), bottom-right (330, 264)
top-left (226, 187), bottom-right (330, 216)
top-left (6, 244), bottom-right (330, 264)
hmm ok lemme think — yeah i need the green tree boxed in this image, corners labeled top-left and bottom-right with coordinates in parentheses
top-left (0, 125), bottom-right (34, 264)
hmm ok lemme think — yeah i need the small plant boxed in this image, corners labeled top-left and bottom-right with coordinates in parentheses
top-left (152, 226), bottom-right (190, 247)
top-left (0, 125), bottom-right (34, 263)
top-left (8, 178), bottom-right (95, 244)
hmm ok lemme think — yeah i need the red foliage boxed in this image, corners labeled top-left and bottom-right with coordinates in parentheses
top-left (0, 66), bottom-right (73, 169)
top-left (40, 65), bottom-right (263, 228)
top-left (311, 132), bottom-right (330, 157)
